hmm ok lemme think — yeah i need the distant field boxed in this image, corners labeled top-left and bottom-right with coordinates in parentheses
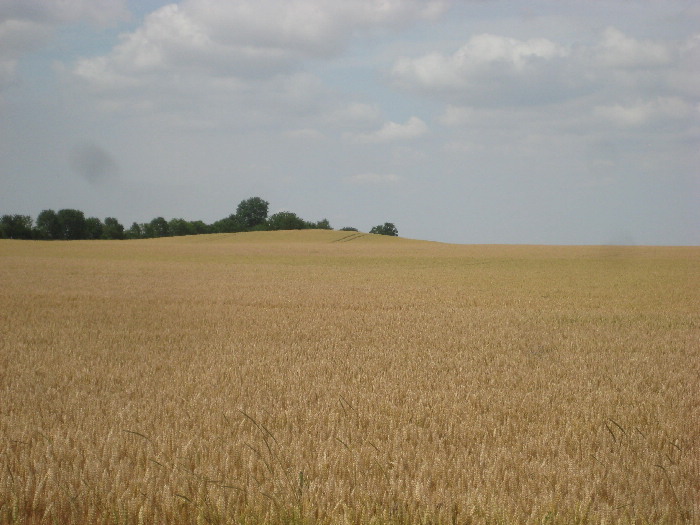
top-left (1, 231), bottom-right (698, 524)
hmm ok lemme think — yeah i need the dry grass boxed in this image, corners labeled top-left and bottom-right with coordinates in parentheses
top-left (1, 231), bottom-right (698, 524)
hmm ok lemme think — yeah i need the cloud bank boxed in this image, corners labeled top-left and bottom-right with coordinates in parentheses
top-left (72, 0), bottom-right (449, 85)
top-left (391, 28), bottom-right (699, 109)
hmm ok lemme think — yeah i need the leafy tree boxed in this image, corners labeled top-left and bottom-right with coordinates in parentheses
top-left (250, 222), bottom-right (270, 232)
top-left (212, 214), bottom-right (245, 233)
top-left (267, 211), bottom-right (307, 231)
top-left (126, 222), bottom-right (143, 239)
top-left (141, 222), bottom-right (155, 238)
top-left (236, 197), bottom-right (269, 229)
top-left (190, 220), bottom-right (212, 235)
top-left (0, 214), bottom-right (33, 239)
top-left (149, 217), bottom-right (170, 237)
top-left (85, 217), bottom-right (104, 240)
top-left (103, 217), bottom-right (125, 240)
top-left (168, 218), bottom-right (195, 236)
top-left (312, 218), bottom-right (332, 230)
top-left (57, 209), bottom-right (87, 240)
top-left (369, 222), bottom-right (398, 236)
top-left (36, 209), bottom-right (62, 239)
top-left (8, 196), bottom-right (335, 241)
top-left (340, 226), bottom-right (358, 232)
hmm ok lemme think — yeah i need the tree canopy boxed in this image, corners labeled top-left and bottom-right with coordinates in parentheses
top-left (1, 197), bottom-right (397, 241)
top-left (56, 209), bottom-right (87, 240)
top-left (36, 210), bottom-right (62, 240)
top-left (267, 211), bottom-right (307, 231)
top-left (0, 214), bottom-right (33, 239)
top-left (370, 222), bottom-right (398, 236)
top-left (103, 217), bottom-right (125, 240)
top-left (236, 197), bottom-right (269, 229)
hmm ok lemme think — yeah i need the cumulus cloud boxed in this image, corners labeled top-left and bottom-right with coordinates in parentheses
top-left (350, 116), bottom-right (428, 143)
top-left (346, 172), bottom-right (402, 185)
top-left (71, 0), bottom-right (449, 87)
top-left (593, 27), bottom-right (672, 69)
top-left (393, 33), bottom-right (567, 85)
top-left (391, 28), bottom-right (696, 108)
top-left (192, 0), bottom-right (447, 58)
top-left (391, 33), bottom-right (574, 106)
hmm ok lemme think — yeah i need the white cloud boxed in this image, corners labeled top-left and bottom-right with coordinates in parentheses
top-left (391, 33), bottom-right (571, 106)
top-left (346, 172), bottom-right (402, 184)
top-left (392, 33), bottom-right (567, 87)
top-left (71, 0), bottom-right (448, 87)
top-left (390, 28), bottom-right (700, 111)
top-left (594, 27), bottom-right (672, 69)
top-left (63, 0), bottom-right (448, 135)
top-left (594, 97), bottom-right (696, 127)
top-left (350, 116), bottom-right (428, 143)
top-left (73, 4), bottom-right (231, 83)
top-left (194, 0), bottom-right (447, 54)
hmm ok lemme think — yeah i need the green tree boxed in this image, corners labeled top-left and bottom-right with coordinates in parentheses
top-left (149, 217), bottom-right (170, 237)
top-left (141, 222), bottom-right (155, 238)
top-left (340, 226), bottom-right (358, 232)
top-left (85, 217), bottom-right (104, 240)
top-left (126, 222), bottom-right (143, 239)
top-left (369, 222), bottom-right (398, 236)
top-left (190, 220), bottom-right (212, 235)
top-left (36, 209), bottom-right (62, 239)
top-left (236, 197), bottom-right (269, 229)
top-left (168, 218), bottom-right (195, 236)
top-left (103, 217), bottom-right (125, 240)
top-left (0, 214), bottom-right (33, 239)
top-left (312, 218), bottom-right (332, 230)
top-left (57, 209), bottom-right (87, 240)
top-left (212, 214), bottom-right (245, 233)
top-left (267, 211), bottom-right (307, 231)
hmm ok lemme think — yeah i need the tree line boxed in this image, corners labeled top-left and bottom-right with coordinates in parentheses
top-left (0, 197), bottom-right (398, 240)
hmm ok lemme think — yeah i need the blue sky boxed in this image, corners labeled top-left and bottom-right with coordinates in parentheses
top-left (1, 0), bottom-right (698, 245)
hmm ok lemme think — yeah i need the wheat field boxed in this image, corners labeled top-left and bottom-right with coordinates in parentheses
top-left (1, 231), bottom-right (698, 524)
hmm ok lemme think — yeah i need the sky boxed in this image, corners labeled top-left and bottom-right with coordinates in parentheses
top-left (1, 0), bottom-right (698, 245)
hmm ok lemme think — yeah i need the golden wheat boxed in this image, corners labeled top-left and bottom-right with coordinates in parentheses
top-left (1, 231), bottom-right (698, 524)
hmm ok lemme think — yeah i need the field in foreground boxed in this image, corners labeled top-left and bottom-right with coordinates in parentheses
top-left (1, 231), bottom-right (698, 524)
